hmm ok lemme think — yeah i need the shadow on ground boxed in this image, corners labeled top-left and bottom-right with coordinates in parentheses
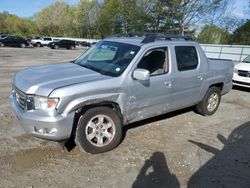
top-left (124, 107), bottom-right (193, 133)
top-left (64, 107), bottom-right (194, 152)
top-left (132, 152), bottom-right (180, 188)
top-left (188, 121), bottom-right (250, 188)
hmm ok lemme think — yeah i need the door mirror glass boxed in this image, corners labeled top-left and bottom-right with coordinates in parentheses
top-left (133, 68), bottom-right (150, 81)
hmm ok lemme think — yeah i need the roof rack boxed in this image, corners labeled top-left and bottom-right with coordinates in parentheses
top-left (106, 32), bottom-right (193, 44)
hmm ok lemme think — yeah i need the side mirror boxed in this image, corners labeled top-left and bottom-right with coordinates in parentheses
top-left (133, 68), bottom-right (150, 81)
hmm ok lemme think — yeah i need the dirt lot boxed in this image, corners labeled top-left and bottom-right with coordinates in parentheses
top-left (0, 47), bottom-right (250, 188)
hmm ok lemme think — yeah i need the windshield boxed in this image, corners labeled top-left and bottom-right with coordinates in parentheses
top-left (74, 41), bottom-right (140, 77)
top-left (242, 55), bottom-right (250, 63)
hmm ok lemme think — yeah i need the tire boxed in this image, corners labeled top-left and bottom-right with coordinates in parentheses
top-left (195, 86), bottom-right (221, 116)
top-left (76, 107), bottom-right (122, 154)
top-left (20, 43), bottom-right (26, 48)
top-left (36, 42), bottom-right (41, 47)
top-left (69, 45), bottom-right (74, 50)
top-left (54, 45), bottom-right (59, 49)
top-left (0, 42), bottom-right (4, 47)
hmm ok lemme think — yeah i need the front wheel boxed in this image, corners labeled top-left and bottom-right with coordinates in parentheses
top-left (76, 107), bottom-right (122, 154)
top-left (20, 43), bottom-right (26, 48)
top-left (195, 86), bottom-right (221, 116)
top-left (36, 42), bottom-right (41, 47)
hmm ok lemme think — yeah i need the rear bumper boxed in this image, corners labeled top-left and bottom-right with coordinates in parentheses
top-left (9, 94), bottom-right (74, 141)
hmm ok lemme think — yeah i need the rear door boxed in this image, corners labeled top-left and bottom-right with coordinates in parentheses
top-left (43, 37), bottom-right (52, 45)
top-left (171, 45), bottom-right (205, 109)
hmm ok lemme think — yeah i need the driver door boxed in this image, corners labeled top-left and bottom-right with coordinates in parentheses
top-left (126, 47), bottom-right (172, 123)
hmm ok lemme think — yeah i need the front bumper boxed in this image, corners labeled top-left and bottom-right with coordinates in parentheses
top-left (233, 73), bottom-right (250, 88)
top-left (9, 94), bottom-right (75, 141)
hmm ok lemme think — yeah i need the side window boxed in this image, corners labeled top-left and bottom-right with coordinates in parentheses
top-left (44, 38), bottom-right (52, 41)
top-left (137, 48), bottom-right (168, 76)
top-left (175, 46), bottom-right (198, 71)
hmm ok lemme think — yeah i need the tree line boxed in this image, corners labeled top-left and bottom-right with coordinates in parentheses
top-left (0, 0), bottom-right (249, 44)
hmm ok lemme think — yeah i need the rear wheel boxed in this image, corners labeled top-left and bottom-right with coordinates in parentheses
top-left (20, 43), bottom-right (26, 48)
top-left (76, 107), bottom-right (122, 154)
top-left (195, 86), bottom-right (221, 116)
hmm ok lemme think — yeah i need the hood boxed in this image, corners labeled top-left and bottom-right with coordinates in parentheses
top-left (14, 63), bottom-right (109, 96)
top-left (235, 63), bottom-right (250, 72)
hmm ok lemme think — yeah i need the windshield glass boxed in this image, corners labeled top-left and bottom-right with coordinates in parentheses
top-left (74, 41), bottom-right (140, 77)
top-left (242, 55), bottom-right (250, 63)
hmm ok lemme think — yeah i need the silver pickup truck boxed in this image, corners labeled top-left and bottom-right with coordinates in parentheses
top-left (10, 34), bottom-right (234, 154)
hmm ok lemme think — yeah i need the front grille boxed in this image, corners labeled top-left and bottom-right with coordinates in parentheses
top-left (238, 70), bottom-right (250, 77)
top-left (14, 87), bottom-right (26, 110)
top-left (233, 80), bottom-right (250, 86)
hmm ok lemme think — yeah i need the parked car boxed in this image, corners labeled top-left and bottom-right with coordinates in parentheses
top-left (0, 36), bottom-right (29, 48)
top-left (233, 55), bottom-right (250, 88)
top-left (79, 41), bottom-right (90, 47)
top-left (48, 39), bottom-right (76, 49)
top-left (0, 33), bottom-right (9, 39)
top-left (31, 36), bottom-right (53, 47)
top-left (10, 33), bottom-right (234, 154)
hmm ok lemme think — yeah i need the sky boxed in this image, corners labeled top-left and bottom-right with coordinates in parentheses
top-left (0, 0), bottom-right (79, 18)
top-left (0, 0), bottom-right (249, 19)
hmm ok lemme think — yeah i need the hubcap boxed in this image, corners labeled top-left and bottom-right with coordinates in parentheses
top-left (85, 115), bottom-right (115, 147)
top-left (207, 92), bottom-right (219, 112)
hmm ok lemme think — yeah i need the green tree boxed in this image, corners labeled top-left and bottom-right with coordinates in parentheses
top-left (230, 20), bottom-right (250, 45)
top-left (98, 0), bottom-right (150, 37)
top-left (76, 0), bottom-right (101, 38)
top-left (0, 12), bottom-right (38, 36)
top-left (197, 25), bottom-right (230, 44)
top-left (36, 1), bottom-right (72, 36)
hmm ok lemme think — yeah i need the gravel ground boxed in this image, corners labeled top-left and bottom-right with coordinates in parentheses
top-left (0, 47), bottom-right (250, 188)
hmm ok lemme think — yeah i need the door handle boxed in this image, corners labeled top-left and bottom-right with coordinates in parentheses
top-left (198, 76), bottom-right (203, 81)
top-left (165, 81), bottom-right (172, 88)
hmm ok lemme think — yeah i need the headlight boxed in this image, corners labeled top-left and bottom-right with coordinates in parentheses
top-left (27, 96), bottom-right (59, 111)
top-left (234, 68), bottom-right (238, 74)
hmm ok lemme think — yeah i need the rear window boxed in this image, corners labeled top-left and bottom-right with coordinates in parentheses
top-left (175, 46), bottom-right (199, 71)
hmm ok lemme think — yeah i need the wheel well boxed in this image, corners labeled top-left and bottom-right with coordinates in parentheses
top-left (210, 83), bottom-right (223, 90)
top-left (65, 102), bottom-right (123, 151)
top-left (80, 102), bottom-right (121, 114)
top-left (74, 102), bottom-right (123, 128)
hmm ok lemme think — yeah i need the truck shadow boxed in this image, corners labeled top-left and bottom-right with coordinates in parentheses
top-left (132, 151), bottom-right (180, 188)
top-left (123, 107), bottom-right (193, 137)
top-left (64, 107), bottom-right (193, 152)
top-left (188, 121), bottom-right (250, 188)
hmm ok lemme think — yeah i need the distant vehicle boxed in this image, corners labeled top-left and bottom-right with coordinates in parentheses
top-left (80, 41), bottom-right (90, 47)
top-left (48, 39), bottom-right (76, 50)
top-left (31, 37), bottom-right (53, 47)
top-left (233, 55), bottom-right (250, 88)
top-left (90, 42), bottom-right (97, 46)
top-left (0, 36), bottom-right (29, 48)
top-left (0, 33), bottom-right (9, 39)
